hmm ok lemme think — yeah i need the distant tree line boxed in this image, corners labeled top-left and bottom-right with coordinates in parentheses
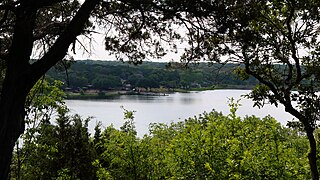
top-left (46, 60), bottom-right (258, 91)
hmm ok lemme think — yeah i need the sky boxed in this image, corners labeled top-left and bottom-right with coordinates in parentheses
top-left (69, 32), bottom-right (186, 62)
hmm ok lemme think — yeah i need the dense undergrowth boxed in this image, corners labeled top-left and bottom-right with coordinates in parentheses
top-left (10, 106), bottom-right (314, 179)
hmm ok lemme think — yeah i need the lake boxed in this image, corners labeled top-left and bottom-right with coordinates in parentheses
top-left (65, 90), bottom-right (295, 136)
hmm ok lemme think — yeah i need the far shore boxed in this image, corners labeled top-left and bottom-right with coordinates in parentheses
top-left (64, 85), bottom-right (254, 100)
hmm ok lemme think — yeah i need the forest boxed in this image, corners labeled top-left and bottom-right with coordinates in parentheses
top-left (9, 81), bottom-right (313, 179)
top-left (46, 60), bottom-right (258, 93)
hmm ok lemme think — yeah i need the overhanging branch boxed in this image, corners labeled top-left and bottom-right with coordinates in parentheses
top-left (30, 0), bottom-right (101, 81)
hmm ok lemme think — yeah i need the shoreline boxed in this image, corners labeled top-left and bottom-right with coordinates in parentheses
top-left (65, 85), bottom-right (254, 100)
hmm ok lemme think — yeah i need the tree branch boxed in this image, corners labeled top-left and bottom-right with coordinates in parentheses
top-left (33, 21), bottom-right (67, 41)
top-left (285, 3), bottom-right (302, 84)
top-left (30, 0), bottom-right (101, 81)
top-left (21, 0), bottom-right (67, 9)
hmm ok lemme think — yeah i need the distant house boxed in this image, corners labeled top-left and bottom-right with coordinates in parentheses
top-left (64, 87), bottom-right (73, 92)
top-left (86, 84), bottom-right (93, 89)
top-left (190, 82), bottom-right (201, 88)
top-left (134, 87), bottom-right (147, 92)
top-left (123, 84), bottom-right (132, 91)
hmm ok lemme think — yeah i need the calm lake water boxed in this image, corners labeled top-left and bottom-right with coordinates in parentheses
top-left (65, 90), bottom-right (295, 136)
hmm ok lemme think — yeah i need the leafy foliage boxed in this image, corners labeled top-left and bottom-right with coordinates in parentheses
top-left (12, 111), bottom-right (96, 179)
top-left (10, 80), bottom-right (97, 179)
top-left (93, 108), bottom-right (311, 179)
top-left (173, 0), bottom-right (320, 177)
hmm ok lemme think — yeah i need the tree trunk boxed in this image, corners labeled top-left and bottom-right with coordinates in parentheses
top-left (306, 128), bottom-right (319, 180)
top-left (0, 110), bottom-right (24, 180)
top-left (283, 104), bottom-right (319, 179)
top-left (0, 74), bottom-right (31, 179)
top-left (0, 0), bottom-right (101, 178)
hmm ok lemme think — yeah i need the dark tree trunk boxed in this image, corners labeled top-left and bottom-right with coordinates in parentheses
top-left (288, 112), bottom-right (319, 179)
top-left (0, 0), bottom-right (101, 179)
top-left (286, 106), bottom-right (319, 179)
top-left (306, 128), bottom-right (319, 180)
top-left (0, 71), bottom-right (33, 179)
top-left (0, 99), bottom-right (26, 179)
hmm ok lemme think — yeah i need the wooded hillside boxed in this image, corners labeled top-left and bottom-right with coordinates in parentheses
top-left (46, 60), bottom-right (258, 91)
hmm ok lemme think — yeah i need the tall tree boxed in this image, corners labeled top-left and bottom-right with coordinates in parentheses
top-left (0, 0), bottom-right (186, 178)
top-left (176, 0), bottom-right (320, 179)
top-left (0, 1), bottom-right (101, 178)
top-left (0, 0), bottom-right (217, 178)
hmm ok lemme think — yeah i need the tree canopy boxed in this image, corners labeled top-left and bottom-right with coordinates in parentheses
top-left (176, 0), bottom-right (320, 178)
